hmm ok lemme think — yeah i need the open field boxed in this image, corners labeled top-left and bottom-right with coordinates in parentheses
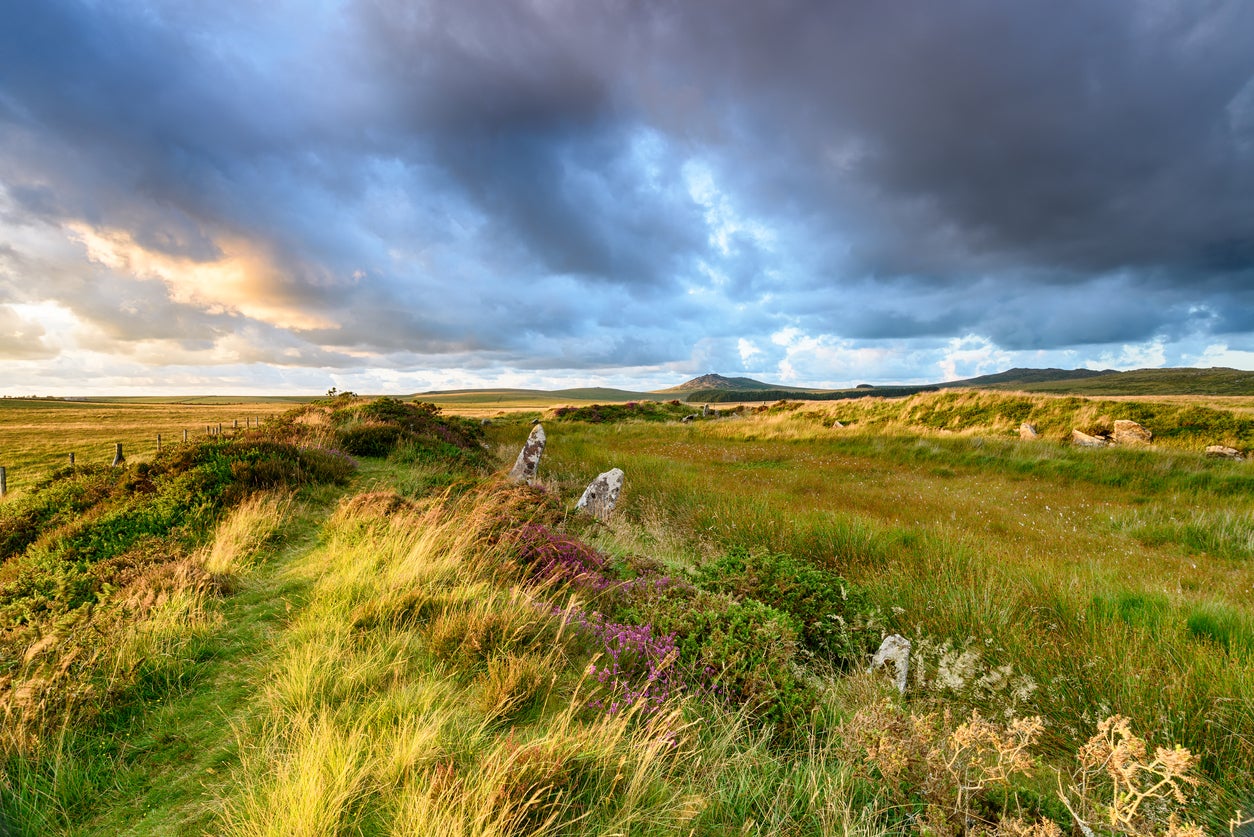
top-left (0, 400), bottom-right (299, 495)
top-left (0, 390), bottom-right (1251, 834)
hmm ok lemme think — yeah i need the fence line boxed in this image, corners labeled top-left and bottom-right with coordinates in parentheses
top-left (1, 415), bottom-right (271, 497)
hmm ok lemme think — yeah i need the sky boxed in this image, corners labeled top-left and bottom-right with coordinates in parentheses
top-left (2, 0), bottom-right (1253, 395)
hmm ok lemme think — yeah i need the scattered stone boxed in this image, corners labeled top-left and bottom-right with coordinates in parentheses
top-left (1112, 419), bottom-right (1152, 446)
top-left (480, 418), bottom-right (492, 426)
top-left (681, 414), bottom-right (697, 423)
top-left (508, 424), bottom-right (546, 482)
top-left (576, 468), bottom-right (624, 520)
top-left (832, 420), bottom-right (845, 429)
top-left (1019, 422), bottom-right (1039, 439)
top-left (1206, 445), bottom-right (1245, 461)
top-left (869, 634), bottom-right (912, 694)
top-left (531, 418), bottom-right (541, 425)
top-left (1072, 429), bottom-right (1108, 448)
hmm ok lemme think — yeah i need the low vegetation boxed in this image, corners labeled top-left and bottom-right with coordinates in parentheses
top-left (0, 389), bottom-right (1249, 834)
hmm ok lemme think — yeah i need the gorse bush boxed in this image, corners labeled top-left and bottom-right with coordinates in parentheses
top-left (268, 396), bottom-right (488, 463)
top-left (698, 546), bottom-right (873, 666)
top-left (550, 401), bottom-right (695, 423)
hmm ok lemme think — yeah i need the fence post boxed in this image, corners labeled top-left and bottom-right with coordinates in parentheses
top-left (183, 429), bottom-right (189, 442)
top-left (112, 443), bottom-right (125, 467)
top-left (207, 425), bottom-right (211, 436)
top-left (218, 423), bottom-right (222, 435)
top-left (157, 433), bottom-right (162, 452)
top-left (69, 452), bottom-right (75, 465)
top-left (233, 419), bottom-right (238, 429)
top-left (0, 466), bottom-right (6, 498)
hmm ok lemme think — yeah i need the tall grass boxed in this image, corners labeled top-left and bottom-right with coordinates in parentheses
top-left (519, 413), bottom-right (1254, 820)
top-left (220, 486), bottom-right (717, 836)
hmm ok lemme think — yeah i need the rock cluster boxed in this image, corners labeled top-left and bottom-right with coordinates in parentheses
top-left (1019, 422), bottom-right (1039, 439)
top-left (1206, 445), bottom-right (1245, 461)
top-left (1071, 419), bottom-right (1151, 448)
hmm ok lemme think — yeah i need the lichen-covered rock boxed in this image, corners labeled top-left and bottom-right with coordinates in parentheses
top-left (1019, 422), bottom-right (1039, 439)
top-left (1072, 429), bottom-right (1108, 448)
top-left (869, 634), bottom-right (912, 693)
top-left (1206, 445), bottom-right (1245, 460)
top-left (507, 424), bottom-right (546, 482)
top-left (576, 468), bottom-right (624, 520)
top-left (1112, 419), bottom-right (1152, 445)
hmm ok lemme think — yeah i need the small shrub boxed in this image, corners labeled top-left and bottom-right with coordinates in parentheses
top-left (698, 546), bottom-right (872, 667)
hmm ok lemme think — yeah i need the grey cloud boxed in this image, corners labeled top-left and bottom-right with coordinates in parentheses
top-left (1, 0), bottom-right (1253, 377)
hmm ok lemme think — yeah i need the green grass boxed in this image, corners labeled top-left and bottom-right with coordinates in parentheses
top-left (505, 412), bottom-right (1254, 819)
top-left (1, 393), bottom-right (1246, 834)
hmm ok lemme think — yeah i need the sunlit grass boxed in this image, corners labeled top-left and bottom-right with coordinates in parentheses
top-left (516, 413), bottom-right (1254, 815)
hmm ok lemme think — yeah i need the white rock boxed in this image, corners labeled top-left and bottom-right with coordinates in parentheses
top-left (869, 634), bottom-right (912, 694)
top-left (1019, 422), bottom-right (1039, 439)
top-left (1112, 419), bottom-right (1152, 445)
top-left (1205, 445), bottom-right (1245, 461)
top-left (1072, 429), bottom-right (1108, 447)
top-left (576, 468), bottom-right (624, 520)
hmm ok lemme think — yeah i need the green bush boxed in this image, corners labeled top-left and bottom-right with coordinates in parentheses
top-left (613, 582), bottom-right (817, 730)
top-left (337, 424), bottom-right (403, 457)
top-left (697, 546), bottom-right (872, 667)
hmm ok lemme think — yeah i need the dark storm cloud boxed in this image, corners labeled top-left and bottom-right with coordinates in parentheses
top-left (0, 0), bottom-right (1252, 377)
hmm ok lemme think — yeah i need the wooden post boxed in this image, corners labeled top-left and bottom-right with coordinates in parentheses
top-left (217, 423), bottom-right (222, 434)
top-left (157, 433), bottom-right (162, 452)
top-left (183, 429), bottom-right (189, 442)
top-left (112, 443), bottom-right (125, 467)
top-left (69, 452), bottom-right (75, 465)
top-left (0, 467), bottom-right (6, 498)
top-left (233, 419), bottom-right (238, 429)
top-left (207, 425), bottom-right (211, 436)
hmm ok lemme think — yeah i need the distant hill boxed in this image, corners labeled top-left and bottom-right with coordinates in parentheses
top-left (946, 367), bottom-right (1254, 396)
top-left (654, 373), bottom-right (804, 393)
top-left (938, 368), bottom-right (1115, 389)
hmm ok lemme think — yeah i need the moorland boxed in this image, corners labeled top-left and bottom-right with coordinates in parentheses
top-left (0, 379), bottom-right (1251, 836)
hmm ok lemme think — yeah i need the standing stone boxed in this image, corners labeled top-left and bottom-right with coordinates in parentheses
top-left (1111, 419), bottom-right (1152, 446)
top-left (576, 468), bottom-right (624, 520)
top-left (1019, 422), bottom-right (1039, 439)
top-left (508, 424), bottom-right (546, 482)
top-left (869, 634), bottom-right (912, 694)
top-left (1206, 445), bottom-right (1245, 461)
top-left (702, 404), bottom-right (712, 417)
top-left (1072, 429), bottom-right (1108, 448)
top-left (112, 442), bottom-right (125, 466)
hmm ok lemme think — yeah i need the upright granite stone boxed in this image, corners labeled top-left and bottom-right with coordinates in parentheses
top-left (1112, 419), bottom-right (1152, 446)
top-left (576, 468), bottom-right (625, 520)
top-left (869, 634), bottom-right (912, 694)
top-left (702, 404), bottom-right (712, 417)
top-left (508, 424), bottom-right (546, 482)
top-left (1019, 422), bottom-right (1039, 440)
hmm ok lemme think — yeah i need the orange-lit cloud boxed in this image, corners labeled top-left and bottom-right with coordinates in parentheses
top-left (67, 223), bottom-right (336, 331)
